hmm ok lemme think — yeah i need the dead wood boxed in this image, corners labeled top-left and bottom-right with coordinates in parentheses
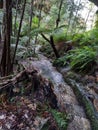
top-left (0, 64), bottom-right (58, 108)
top-left (0, 69), bottom-right (37, 92)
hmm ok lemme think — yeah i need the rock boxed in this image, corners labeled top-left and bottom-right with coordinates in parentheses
top-left (95, 72), bottom-right (98, 82)
top-left (64, 103), bottom-right (86, 118)
top-left (87, 76), bottom-right (95, 83)
top-left (20, 54), bottom-right (91, 130)
top-left (84, 75), bottom-right (95, 83)
top-left (67, 116), bottom-right (91, 130)
top-left (93, 99), bottom-right (98, 112)
top-left (87, 83), bottom-right (96, 89)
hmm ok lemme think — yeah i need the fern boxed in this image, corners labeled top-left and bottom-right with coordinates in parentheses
top-left (53, 56), bottom-right (67, 67)
top-left (67, 46), bottom-right (96, 72)
top-left (50, 109), bottom-right (68, 130)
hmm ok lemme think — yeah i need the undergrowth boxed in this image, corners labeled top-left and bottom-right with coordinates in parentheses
top-left (53, 46), bottom-right (97, 73)
top-left (53, 56), bottom-right (67, 67)
top-left (50, 109), bottom-right (68, 130)
top-left (67, 46), bottom-right (97, 72)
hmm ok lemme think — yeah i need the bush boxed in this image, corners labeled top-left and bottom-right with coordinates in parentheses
top-left (50, 109), bottom-right (68, 130)
top-left (53, 56), bottom-right (67, 67)
top-left (67, 46), bottom-right (96, 72)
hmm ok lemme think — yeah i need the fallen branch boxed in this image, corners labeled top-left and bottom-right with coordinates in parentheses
top-left (0, 69), bottom-right (37, 92)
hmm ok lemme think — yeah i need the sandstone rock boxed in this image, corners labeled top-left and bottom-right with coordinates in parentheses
top-left (64, 103), bottom-right (86, 118)
top-left (93, 98), bottom-right (98, 112)
top-left (67, 116), bottom-right (91, 130)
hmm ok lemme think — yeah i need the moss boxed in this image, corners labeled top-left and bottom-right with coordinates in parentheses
top-left (65, 78), bottom-right (98, 130)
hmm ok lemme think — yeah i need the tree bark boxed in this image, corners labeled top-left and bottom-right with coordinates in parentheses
top-left (12, 0), bottom-right (26, 65)
top-left (41, 33), bottom-right (60, 58)
top-left (0, 0), bottom-right (12, 76)
top-left (50, 35), bottom-right (60, 58)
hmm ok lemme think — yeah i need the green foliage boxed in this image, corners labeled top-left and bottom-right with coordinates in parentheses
top-left (41, 122), bottom-right (49, 130)
top-left (50, 109), bottom-right (68, 130)
top-left (53, 33), bottom-right (66, 43)
top-left (89, 28), bottom-right (98, 43)
top-left (73, 33), bottom-right (91, 46)
top-left (32, 16), bottom-right (39, 28)
top-left (30, 27), bottom-right (52, 36)
top-left (0, 10), bottom-right (3, 24)
top-left (19, 36), bottom-right (29, 45)
top-left (53, 56), bottom-right (67, 67)
top-left (73, 33), bottom-right (85, 43)
top-left (67, 46), bottom-right (96, 72)
top-left (40, 43), bottom-right (55, 58)
top-left (73, 29), bottom-right (98, 47)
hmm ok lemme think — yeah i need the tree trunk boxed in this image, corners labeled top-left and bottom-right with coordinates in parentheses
top-left (0, 0), bottom-right (12, 76)
top-left (0, 0), bottom-right (3, 9)
top-left (50, 35), bottom-right (60, 58)
top-left (12, 0), bottom-right (26, 65)
top-left (41, 33), bottom-right (60, 58)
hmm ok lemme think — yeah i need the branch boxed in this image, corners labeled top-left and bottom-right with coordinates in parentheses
top-left (56, 0), bottom-right (63, 28)
top-left (50, 35), bottom-right (60, 58)
top-left (0, 69), bottom-right (38, 92)
top-left (41, 33), bottom-right (51, 43)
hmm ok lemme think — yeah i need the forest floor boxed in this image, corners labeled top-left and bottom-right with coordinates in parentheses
top-left (0, 51), bottom-right (98, 130)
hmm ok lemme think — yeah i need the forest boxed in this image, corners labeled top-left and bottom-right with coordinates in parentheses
top-left (0, 0), bottom-right (98, 130)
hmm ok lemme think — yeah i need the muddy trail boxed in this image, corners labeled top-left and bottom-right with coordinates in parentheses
top-left (20, 54), bottom-right (92, 130)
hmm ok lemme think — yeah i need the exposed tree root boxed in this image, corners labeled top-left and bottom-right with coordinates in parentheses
top-left (0, 67), bottom-right (58, 109)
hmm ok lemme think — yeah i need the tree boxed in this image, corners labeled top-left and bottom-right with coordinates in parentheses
top-left (0, 0), bottom-right (26, 76)
top-left (0, 0), bottom-right (12, 76)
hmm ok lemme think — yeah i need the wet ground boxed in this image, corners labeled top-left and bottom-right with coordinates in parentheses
top-left (20, 54), bottom-right (91, 130)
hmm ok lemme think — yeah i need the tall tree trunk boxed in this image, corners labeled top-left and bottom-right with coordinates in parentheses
top-left (50, 35), bottom-right (60, 58)
top-left (14, 0), bottom-right (19, 36)
top-left (12, 0), bottom-right (26, 65)
top-left (0, 0), bottom-right (12, 76)
top-left (28, 0), bottom-right (34, 43)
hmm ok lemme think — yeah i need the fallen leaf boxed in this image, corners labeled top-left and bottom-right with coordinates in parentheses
top-left (0, 114), bottom-right (6, 119)
top-left (28, 103), bottom-right (36, 110)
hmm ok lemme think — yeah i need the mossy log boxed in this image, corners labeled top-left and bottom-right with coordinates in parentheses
top-left (65, 78), bottom-right (98, 130)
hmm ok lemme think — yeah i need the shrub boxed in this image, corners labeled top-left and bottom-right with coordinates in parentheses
top-left (50, 109), bottom-right (68, 130)
top-left (67, 46), bottom-right (96, 72)
top-left (53, 56), bottom-right (67, 67)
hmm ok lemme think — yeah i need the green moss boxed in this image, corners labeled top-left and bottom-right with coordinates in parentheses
top-left (65, 78), bottom-right (98, 130)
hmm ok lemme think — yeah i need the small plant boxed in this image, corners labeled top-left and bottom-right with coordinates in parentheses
top-left (40, 43), bottom-right (55, 58)
top-left (53, 56), bottom-right (67, 67)
top-left (73, 32), bottom-right (92, 46)
top-left (50, 109), bottom-right (68, 130)
top-left (67, 46), bottom-right (96, 72)
top-left (53, 33), bottom-right (67, 43)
